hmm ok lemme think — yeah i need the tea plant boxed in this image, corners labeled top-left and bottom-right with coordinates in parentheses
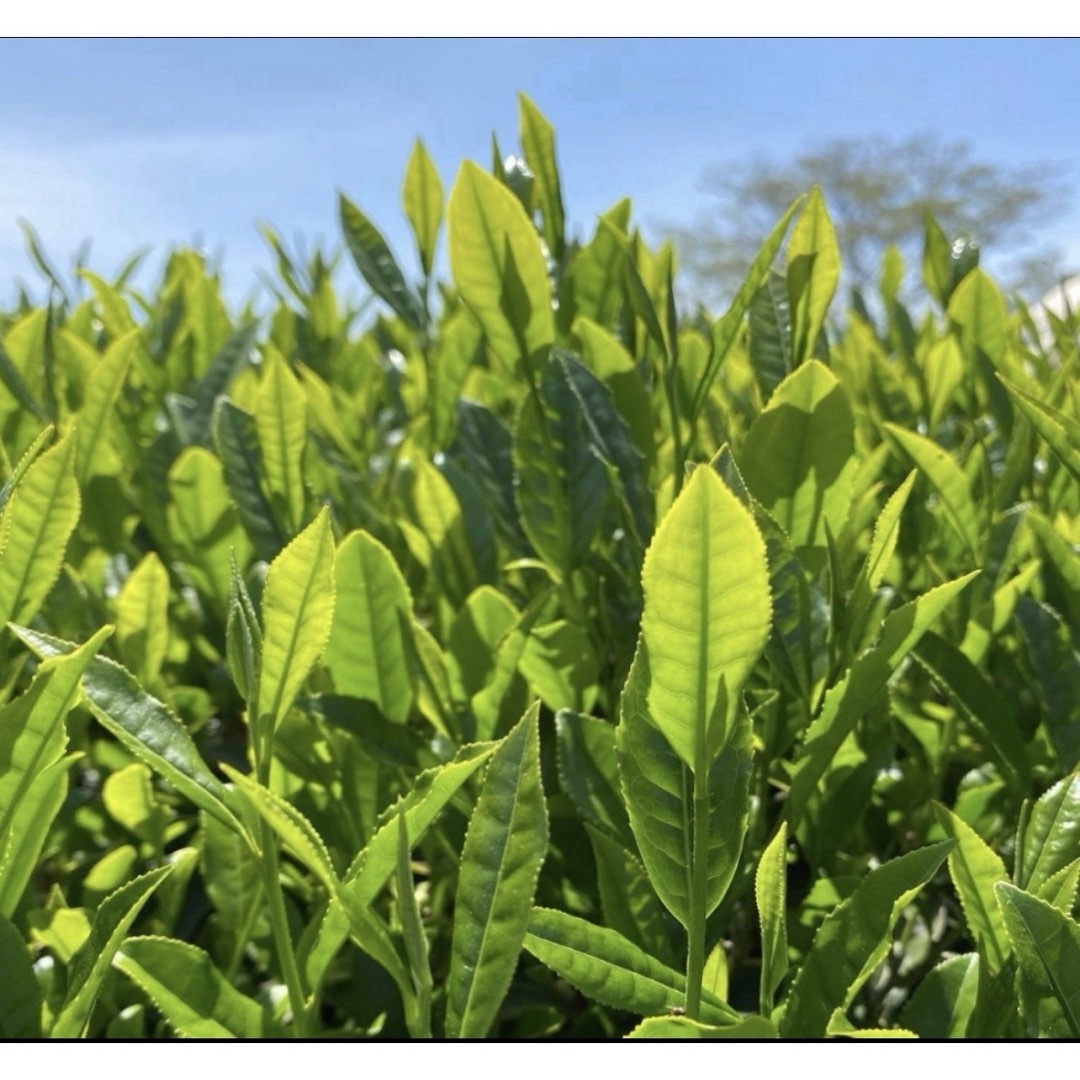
top-left (0, 95), bottom-right (1077, 1039)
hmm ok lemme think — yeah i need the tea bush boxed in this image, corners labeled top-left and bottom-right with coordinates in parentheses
top-left (0, 95), bottom-right (1077, 1039)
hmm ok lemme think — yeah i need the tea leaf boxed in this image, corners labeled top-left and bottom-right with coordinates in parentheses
top-left (996, 882), bottom-right (1080, 1038)
top-left (52, 864), bottom-right (173, 1038)
top-left (449, 160), bottom-right (553, 370)
top-left (0, 913), bottom-right (41, 1037)
top-left (782, 841), bottom-right (954, 1037)
top-left (74, 329), bottom-right (138, 484)
top-left (340, 194), bottom-right (425, 332)
top-left (523, 907), bottom-right (738, 1024)
top-left (786, 186), bottom-right (839, 366)
top-left (933, 803), bottom-right (1010, 972)
top-left (213, 398), bottom-right (288, 560)
top-left (0, 628), bottom-right (110, 871)
top-left (402, 139), bottom-right (443, 279)
top-left (323, 530), bottom-right (414, 724)
top-left (446, 704), bottom-right (548, 1038)
top-left (1017, 774), bottom-right (1080, 894)
top-left (900, 953), bottom-right (980, 1039)
top-left (10, 625), bottom-right (243, 837)
top-left (627, 1015), bottom-right (777, 1039)
top-left (255, 348), bottom-right (308, 536)
top-left (885, 423), bottom-right (981, 562)
top-left (741, 360), bottom-right (856, 565)
top-left (785, 572), bottom-right (979, 828)
top-left (0, 430), bottom-right (80, 628)
top-left (116, 553), bottom-right (170, 689)
top-left (255, 507), bottom-right (335, 744)
top-left (637, 464), bottom-right (770, 769)
top-left (519, 93), bottom-right (565, 264)
top-left (115, 935), bottom-right (281, 1038)
top-left (756, 822), bottom-right (789, 1013)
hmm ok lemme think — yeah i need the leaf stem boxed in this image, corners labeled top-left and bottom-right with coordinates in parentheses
top-left (258, 817), bottom-right (311, 1038)
top-left (685, 759), bottom-right (709, 1020)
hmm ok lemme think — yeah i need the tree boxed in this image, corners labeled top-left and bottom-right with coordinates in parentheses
top-left (672, 134), bottom-right (1073, 307)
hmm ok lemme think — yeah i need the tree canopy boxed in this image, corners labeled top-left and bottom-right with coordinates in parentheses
top-left (672, 133), bottom-right (1073, 306)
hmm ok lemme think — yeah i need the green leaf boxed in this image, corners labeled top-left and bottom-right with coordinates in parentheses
top-left (254, 507), bottom-right (336, 745)
top-left (617, 647), bottom-right (753, 928)
top-left (213, 398), bottom-right (288, 560)
top-left (0, 913), bottom-right (42, 1037)
top-left (999, 374), bottom-right (1080, 484)
top-left (394, 813), bottom-right (433, 1038)
top-left (80, 268), bottom-right (137, 338)
top-left (900, 953), bottom-right (980, 1039)
top-left (0, 756), bottom-right (71, 917)
top-left (1014, 600), bottom-right (1080, 772)
top-left (0, 425), bottom-right (52, 520)
top-left (921, 210), bottom-right (953, 308)
top-left (845, 471), bottom-right (916, 644)
top-left (885, 423), bottom-right (982, 562)
top-left (168, 446), bottom-right (253, 610)
top-left (746, 270), bottom-right (793, 404)
top-left (996, 882), bottom-right (1080, 1038)
top-left (555, 710), bottom-right (631, 845)
top-left (103, 763), bottom-right (167, 852)
top-left (10, 625), bottom-right (243, 838)
top-left (610, 226), bottom-right (669, 359)
top-left (402, 139), bottom-right (444, 278)
top-left (756, 822), bottom-right (789, 1013)
top-left (627, 1015), bottom-right (777, 1039)
top-left (343, 740), bottom-right (499, 909)
top-left (73, 329), bottom-right (138, 485)
top-left (429, 310), bottom-right (481, 450)
top-left (741, 360), bottom-right (856, 566)
top-left (222, 765), bottom-right (338, 893)
top-left (186, 322), bottom-right (261, 444)
top-left (340, 193), bottom-right (425, 332)
top-left (519, 93), bottom-right (565, 263)
top-left (51, 864), bottom-right (173, 1038)
top-left (1017, 774), bottom-right (1080, 894)
top-left (637, 464), bottom-right (770, 769)
top-left (786, 186), bottom-right (840, 366)
top-left (785, 572), bottom-right (979, 828)
top-left (691, 198), bottom-right (801, 421)
top-left (445, 704), bottom-right (549, 1038)
top-left (323, 530), bottom-right (414, 724)
top-left (1037, 859), bottom-right (1080, 914)
top-left (586, 825), bottom-right (677, 968)
top-left (0, 628), bottom-right (110, 870)
top-left (255, 349), bottom-right (308, 536)
top-left (226, 555), bottom-right (261, 704)
top-left (557, 351), bottom-right (652, 551)
top-left (949, 268), bottom-right (1007, 370)
top-left (448, 160), bottom-right (554, 370)
top-left (932, 803), bottom-right (1010, 972)
top-left (513, 355), bottom-right (609, 581)
top-left (565, 198), bottom-right (630, 329)
top-left (115, 935), bottom-right (281, 1038)
top-left (912, 632), bottom-right (1029, 792)
top-left (0, 430), bottom-right (80, 628)
top-left (524, 907), bottom-right (738, 1024)
top-left (781, 841), bottom-right (955, 1037)
top-left (116, 553), bottom-right (170, 688)
top-left (200, 809), bottom-right (264, 976)
top-left (0, 338), bottom-right (46, 421)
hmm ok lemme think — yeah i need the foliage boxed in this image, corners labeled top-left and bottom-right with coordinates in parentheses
top-left (0, 95), bottom-right (1077, 1040)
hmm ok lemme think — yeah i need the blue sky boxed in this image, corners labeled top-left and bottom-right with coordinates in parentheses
top-left (2, 38), bottom-right (1078, 309)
